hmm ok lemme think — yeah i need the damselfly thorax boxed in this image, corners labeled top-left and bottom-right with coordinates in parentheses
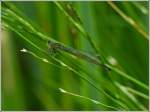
top-left (48, 40), bottom-right (61, 55)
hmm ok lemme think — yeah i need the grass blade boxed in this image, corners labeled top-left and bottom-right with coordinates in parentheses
top-left (132, 2), bottom-right (148, 15)
top-left (127, 87), bottom-right (149, 100)
top-left (20, 48), bottom-right (65, 69)
top-left (107, 1), bottom-right (148, 40)
top-left (107, 64), bottom-right (148, 90)
top-left (59, 88), bottom-right (119, 110)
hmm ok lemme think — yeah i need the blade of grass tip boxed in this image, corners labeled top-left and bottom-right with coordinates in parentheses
top-left (59, 55), bottom-right (132, 109)
top-left (2, 7), bottom-right (127, 108)
top-left (107, 64), bottom-right (148, 90)
top-left (107, 1), bottom-right (148, 40)
top-left (107, 65), bottom-right (147, 109)
top-left (2, 23), bottom-right (60, 68)
top-left (132, 2), bottom-right (148, 15)
top-left (114, 82), bottom-right (147, 110)
top-left (59, 63), bottom-right (128, 109)
top-left (3, 23), bottom-right (67, 71)
top-left (127, 87), bottom-right (149, 100)
top-left (59, 88), bottom-right (119, 110)
top-left (54, 2), bottom-right (102, 60)
top-left (20, 48), bottom-right (66, 70)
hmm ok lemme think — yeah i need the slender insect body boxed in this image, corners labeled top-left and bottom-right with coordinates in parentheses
top-left (48, 40), bottom-right (111, 71)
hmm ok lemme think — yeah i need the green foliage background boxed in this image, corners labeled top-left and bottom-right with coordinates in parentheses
top-left (1, 1), bottom-right (149, 111)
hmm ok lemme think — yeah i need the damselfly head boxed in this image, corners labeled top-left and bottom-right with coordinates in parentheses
top-left (48, 40), bottom-right (53, 46)
top-left (47, 40), bottom-right (60, 56)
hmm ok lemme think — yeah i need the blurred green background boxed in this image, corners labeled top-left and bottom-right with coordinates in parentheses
top-left (1, 1), bottom-right (149, 111)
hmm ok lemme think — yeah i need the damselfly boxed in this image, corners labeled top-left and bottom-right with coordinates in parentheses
top-left (48, 40), bottom-right (111, 71)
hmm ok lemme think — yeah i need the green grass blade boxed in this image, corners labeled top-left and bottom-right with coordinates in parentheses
top-left (107, 1), bottom-right (148, 40)
top-left (107, 65), bottom-right (148, 90)
top-left (127, 87), bottom-right (149, 100)
top-left (115, 82), bottom-right (147, 110)
top-left (132, 2), bottom-right (148, 15)
top-left (59, 88), bottom-right (119, 110)
top-left (20, 48), bottom-right (65, 69)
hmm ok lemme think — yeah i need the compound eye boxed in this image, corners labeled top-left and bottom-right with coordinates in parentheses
top-left (48, 40), bottom-right (51, 45)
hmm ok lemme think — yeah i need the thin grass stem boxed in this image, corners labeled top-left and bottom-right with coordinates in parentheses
top-left (20, 48), bottom-right (65, 69)
top-left (132, 2), bottom-right (148, 15)
top-left (127, 87), bottom-right (149, 100)
top-left (59, 88), bottom-right (119, 110)
top-left (107, 1), bottom-right (148, 40)
top-left (107, 64), bottom-right (149, 90)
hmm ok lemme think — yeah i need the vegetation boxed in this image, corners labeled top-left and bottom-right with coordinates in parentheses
top-left (1, 1), bottom-right (149, 111)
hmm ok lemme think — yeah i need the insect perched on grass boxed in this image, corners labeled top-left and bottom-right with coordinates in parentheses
top-left (47, 40), bottom-right (111, 71)
top-left (47, 40), bottom-right (61, 56)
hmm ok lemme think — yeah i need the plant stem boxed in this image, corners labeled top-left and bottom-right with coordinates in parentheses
top-left (107, 1), bottom-right (148, 40)
top-left (20, 48), bottom-right (65, 69)
top-left (107, 64), bottom-right (149, 90)
top-left (132, 2), bottom-right (148, 15)
top-left (59, 88), bottom-right (119, 110)
top-left (127, 87), bottom-right (149, 100)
